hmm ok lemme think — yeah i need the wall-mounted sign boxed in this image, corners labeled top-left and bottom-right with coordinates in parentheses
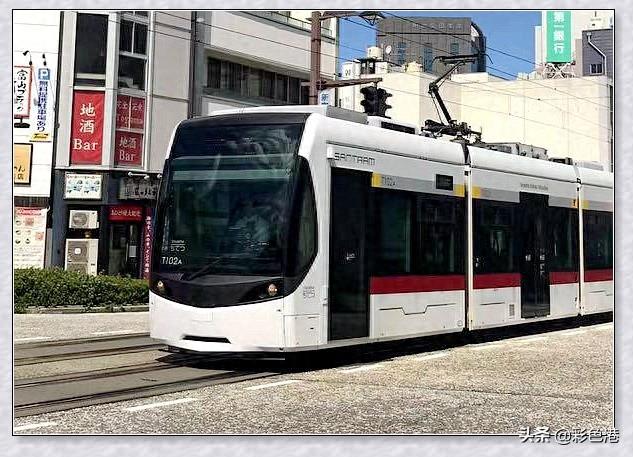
top-left (109, 205), bottom-right (143, 222)
top-left (546, 11), bottom-right (572, 63)
top-left (114, 131), bottom-right (143, 166)
top-left (116, 95), bottom-right (145, 130)
top-left (14, 207), bottom-right (47, 269)
top-left (141, 208), bottom-right (154, 279)
top-left (13, 65), bottom-right (32, 119)
top-left (70, 90), bottom-right (105, 164)
top-left (64, 172), bottom-right (103, 200)
top-left (119, 177), bottom-right (159, 200)
top-left (13, 143), bottom-right (33, 184)
top-left (33, 67), bottom-right (51, 141)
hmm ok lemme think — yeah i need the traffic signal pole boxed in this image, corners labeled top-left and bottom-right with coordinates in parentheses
top-left (309, 11), bottom-right (321, 105)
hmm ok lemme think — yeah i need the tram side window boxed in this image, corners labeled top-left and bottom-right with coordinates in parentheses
top-left (583, 210), bottom-right (613, 270)
top-left (549, 206), bottom-right (579, 271)
top-left (474, 200), bottom-right (516, 273)
top-left (286, 159), bottom-right (317, 276)
top-left (416, 196), bottom-right (465, 275)
top-left (373, 190), bottom-right (412, 275)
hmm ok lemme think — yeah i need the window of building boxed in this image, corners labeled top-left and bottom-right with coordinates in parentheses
top-left (205, 57), bottom-right (307, 104)
top-left (438, 23), bottom-right (445, 29)
top-left (456, 23), bottom-right (463, 30)
top-left (590, 63), bottom-right (603, 75)
top-left (423, 45), bottom-right (433, 72)
top-left (448, 23), bottom-right (454, 30)
top-left (396, 41), bottom-right (407, 65)
top-left (450, 42), bottom-right (459, 55)
top-left (74, 13), bottom-right (108, 86)
top-left (118, 16), bottom-right (148, 91)
top-left (583, 210), bottom-right (613, 270)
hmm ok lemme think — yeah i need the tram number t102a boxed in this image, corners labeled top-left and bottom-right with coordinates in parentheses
top-left (161, 256), bottom-right (183, 265)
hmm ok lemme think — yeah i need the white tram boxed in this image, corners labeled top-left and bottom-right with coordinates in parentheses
top-left (149, 106), bottom-right (613, 353)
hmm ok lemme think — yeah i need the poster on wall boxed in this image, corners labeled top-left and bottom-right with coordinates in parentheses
top-left (13, 143), bottom-right (33, 184)
top-left (70, 90), bottom-right (105, 164)
top-left (14, 207), bottom-right (47, 269)
top-left (115, 94), bottom-right (145, 167)
top-left (64, 173), bottom-right (103, 200)
top-left (13, 65), bottom-right (33, 120)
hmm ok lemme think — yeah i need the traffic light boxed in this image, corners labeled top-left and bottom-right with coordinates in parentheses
top-left (376, 88), bottom-right (392, 118)
top-left (360, 86), bottom-right (378, 115)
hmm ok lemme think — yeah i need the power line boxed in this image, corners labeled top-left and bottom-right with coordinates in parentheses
top-left (77, 11), bottom-right (610, 145)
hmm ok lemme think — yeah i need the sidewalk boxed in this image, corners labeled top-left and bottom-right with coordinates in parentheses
top-left (13, 312), bottom-right (149, 342)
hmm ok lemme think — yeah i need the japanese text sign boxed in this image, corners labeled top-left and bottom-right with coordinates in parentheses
top-left (546, 11), bottom-right (572, 63)
top-left (114, 131), bottom-right (143, 166)
top-left (70, 90), bottom-right (105, 164)
top-left (13, 66), bottom-right (32, 118)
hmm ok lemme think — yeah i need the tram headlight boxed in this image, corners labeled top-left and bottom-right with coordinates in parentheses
top-left (267, 283), bottom-right (278, 297)
top-left (156, 280), bottom-right (166, 295)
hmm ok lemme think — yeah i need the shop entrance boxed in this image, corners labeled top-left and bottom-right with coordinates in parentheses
top-left (108, 222), bottom-right (141, 276)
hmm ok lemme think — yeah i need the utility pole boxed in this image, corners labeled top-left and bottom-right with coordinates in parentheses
top-left (309, 11), bottom-right (384, 105)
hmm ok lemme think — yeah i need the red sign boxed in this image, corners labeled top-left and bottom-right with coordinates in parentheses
top-left (141, 209), bottom-right (154, 279)
top-left (114, 131), bottom-right (143, 166)
top-left (116, 95), bottom-right (145, 130)
top-left (109, 205), bottom-right (143, 222)
top-left (70, 90), bottom-right (105, 164)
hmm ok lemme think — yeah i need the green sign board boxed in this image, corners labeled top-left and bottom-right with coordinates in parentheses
top-left (546, 11), bottom-right (572, 63)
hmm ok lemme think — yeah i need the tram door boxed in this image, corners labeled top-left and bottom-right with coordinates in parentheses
top-left (328, 168), bottom-right (370, 340)
top-left (519, 193), bottom-right (551, 318)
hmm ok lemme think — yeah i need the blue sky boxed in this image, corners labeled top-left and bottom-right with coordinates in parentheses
top-left (338, 11), bottom-right (541, 79)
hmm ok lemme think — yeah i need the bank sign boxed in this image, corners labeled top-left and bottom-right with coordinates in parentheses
top-left (546, 11), bottom-right (572, 63)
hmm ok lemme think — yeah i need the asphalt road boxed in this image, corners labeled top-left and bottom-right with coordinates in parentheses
top-left (13, 321), bottom-right (613, 434)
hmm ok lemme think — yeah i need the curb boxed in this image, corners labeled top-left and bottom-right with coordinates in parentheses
top-left (23, 305), bottom-right (149, 314)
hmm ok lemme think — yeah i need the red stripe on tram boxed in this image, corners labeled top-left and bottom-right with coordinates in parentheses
top-left (584, 269), bottom-right (613, 282)
top-left (370, 275), bottom-right (465, 294)
top-left (549, 271), bottom-right (579, 284)
top-left (473, 273), bottom-right (521, 289)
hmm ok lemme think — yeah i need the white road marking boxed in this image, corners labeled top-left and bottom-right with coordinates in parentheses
top-left (339, 363), bottom-right (384, 373)
top-left (14, 422), bottom-right (57, 432)
top-left (591, 324), bottom-right (613, 331)
top-left (123, 397), bottom-right (197, 412)
top-left (414, 352), bottom-right (450, 361)
top-left (470, 344), bottom-right (504, 351)
top-left (91, 330), bottom-right (134, 335)
top-left (511, 336), bottom-right (549, 344)
top-left (558, 329), bottom-right (588, 336)
top-left (14, 336), bottom-right (52, 342)
top-left (245, 380), bottom-right (302, 390)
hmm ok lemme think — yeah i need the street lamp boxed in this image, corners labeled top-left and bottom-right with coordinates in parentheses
top-left (309, 10), bottom-right (384, 105)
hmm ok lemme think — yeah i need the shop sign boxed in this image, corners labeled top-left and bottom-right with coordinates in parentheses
top-left (119, 177), bottom-right (159, 200)
top-left (116, 95), bottom-right (145, 130)
top-left (70, 90), bottom-right (105, 164)
top-left (109, 205), bottom-right (143, 222)
top-left (14, 207), bottom-right (47, 269)
top-left (64, 173), bottom-right (103, 200)
top-left (114, 131), bottom-right (143, 166)
top-left (13, 143), bottom-right (33, 184)
top-left (546, 11), bottom-right (572, 63)
top-left (32, 67), bottom-right (51, 141)
top-left (13, 65), bottom-right (32, 119)
top-left (141, 209), bottom-right (154, 279)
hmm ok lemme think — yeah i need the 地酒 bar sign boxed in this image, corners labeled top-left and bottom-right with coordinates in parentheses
top-left (546, 11), bottom-right (572, 63)
top-left (109, 205), bottom-right (143, 222)
top-left (115, 95), bottom-right (145, 166)
top-left (70, 90), bottom-right (105, 164)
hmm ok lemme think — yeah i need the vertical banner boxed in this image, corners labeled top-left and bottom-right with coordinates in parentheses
top-left (31, 67), bottom-right (52, 142)
top-left (115, 94), bottom-right (145, 167)
top-left (70, 90), bottom-right (105, 164)
top-left (13, 65), bottom-right (33, 119)
top-left (13, 143), bottom-right (33, 184)
top-left (546, 11), bottom-right (572, 63)
top-left (141, 207), bottom-right (154, 279)
top-left (14, 207), bottom-right (48, 269)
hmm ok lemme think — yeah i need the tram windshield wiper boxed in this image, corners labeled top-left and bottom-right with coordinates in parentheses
top-left (180, 258), bottom-right (224, 281)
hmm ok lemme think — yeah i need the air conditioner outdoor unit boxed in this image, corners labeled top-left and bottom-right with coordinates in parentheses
top-left (69, 210), bottom-right (99, 229)
top-left (65, 238), bottom-right (99, 275)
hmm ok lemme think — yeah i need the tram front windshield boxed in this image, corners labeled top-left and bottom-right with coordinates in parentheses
top-left (155, 123), bottom-right (303, 278)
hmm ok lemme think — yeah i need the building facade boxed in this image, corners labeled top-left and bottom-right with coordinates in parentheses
top-left (581, 28), bottom-right (613, 78)
top-left (13, 10), bottom-right (61, 269)
top-left (376, 17), bottom-right (486, 75)
top-left (49, 11), bottom-right (192, 278)
top-left (191, 11), bottom-right (338, 116)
